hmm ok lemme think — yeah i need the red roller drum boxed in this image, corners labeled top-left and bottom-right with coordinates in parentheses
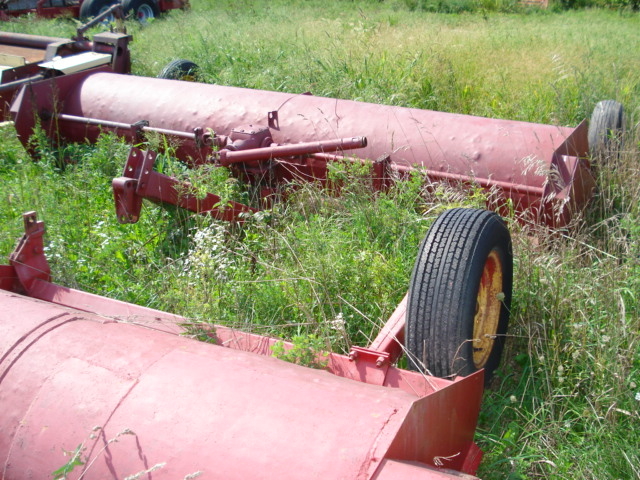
top-left (0, 288), bottom-right (483, 479)
top-left (11, 70), bottom-right (594, 226)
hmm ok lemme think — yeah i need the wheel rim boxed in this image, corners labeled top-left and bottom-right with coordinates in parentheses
top-left (98, 5), bottom-right (115, 22)
top-left (472, 249), bottom-right (503, 369)
top-left (137, 4), bottom-right (155, 22)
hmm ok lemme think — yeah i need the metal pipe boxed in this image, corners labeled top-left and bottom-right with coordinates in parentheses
top-left (389, 162), bottom-right (546, 196)
top-left (0, 74), bottom-right (44, 93)
top-left (219, 136), bottom-right (367, 164)
top-left (58, 113), bottom-right (202, 141)
top-left (0, 32), bottom-right (68, 49)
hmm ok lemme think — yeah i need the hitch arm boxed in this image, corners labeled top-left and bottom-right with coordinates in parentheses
top-left (75, 4), bottom-right (126, 39)
top-left (113, 148), bottom-right (256, 224)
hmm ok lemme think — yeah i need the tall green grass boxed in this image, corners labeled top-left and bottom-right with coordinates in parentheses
top-left (478, 135), bottom-right (640, 478)
top-left (1, 2), bottom-right (639, 478)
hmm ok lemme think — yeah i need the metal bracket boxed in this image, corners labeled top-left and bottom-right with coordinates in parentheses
top-left (113, 148), bottom-right (154, 223)
top-left (347, 346), bottom-right (391, 386)
top-left (8, 212), bottom-right (51, 293)
top-left (113, 147), bottom-right (257, 224)
top-left (373, 154), bottom-right (392, 192)
top-left (131, 119), bottom-right (149, 143)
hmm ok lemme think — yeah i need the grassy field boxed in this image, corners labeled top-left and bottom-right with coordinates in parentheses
top-left (1, 1), bottom-right (639, 478)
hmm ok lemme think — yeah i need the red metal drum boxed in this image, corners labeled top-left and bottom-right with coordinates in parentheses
top-left (0, 287), bottom-right (484, 479)
top-left (11, 71), bottom-right (594, 226)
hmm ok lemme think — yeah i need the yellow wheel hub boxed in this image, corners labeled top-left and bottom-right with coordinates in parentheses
top-left (473, 249), bottom-right (504, 369)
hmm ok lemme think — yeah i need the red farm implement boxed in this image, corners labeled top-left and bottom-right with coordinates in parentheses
top-left (7, 59), bottom-right (619, 228)
top-left (0, 22), bottom-right (131, 121)
top-left (0, 209), bottom-right (510, 479)
top-left (0, 0), bottom-right (187, 23)
top-left (0, 32), bottom-right (627, 477)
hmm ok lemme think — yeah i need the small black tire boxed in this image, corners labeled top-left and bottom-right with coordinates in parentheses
top-left (79, 0), bottom-right (119, 20)
top-left (122, 0), bottom-right (159, 23)
top-left (405, 208), bottom-right (513, 384)
top-left (588, 100), bottom-right (625, 159)
top-left (158, 59), bottom-right (200, 81)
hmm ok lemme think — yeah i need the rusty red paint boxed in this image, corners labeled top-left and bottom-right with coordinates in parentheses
top-left (8, 212), bottom-right (50, 292)
top-left (369, 294), bottom-right (407, 363)
top-left (113, 148), bottom-right (257, 223)
top-left (0, 288), bottom-right (483, 479)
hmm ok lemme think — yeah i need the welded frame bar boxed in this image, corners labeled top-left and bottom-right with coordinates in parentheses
top-left (0, 74), bottom-right (45, 93)
top-left (390, 162), bottom-right (546, 197)
top-left (113, 148), bottom-right (256, 223)
top-left (368, 294), bottom-right (407, 363)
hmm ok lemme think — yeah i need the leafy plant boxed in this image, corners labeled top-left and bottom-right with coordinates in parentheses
top-left (52, 444), bottom-right (85, 480)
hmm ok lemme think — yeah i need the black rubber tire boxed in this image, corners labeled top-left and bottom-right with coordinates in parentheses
top-left (588, 100), bottom-right (625, 158)
top-left (122, 0), bottom-right (159, 23)
top-left (79, 0), bottom-right (119, 19)
top-left (405, 208), bottom-right (513, 384)
top-left (158, 59), bottom-right (200, 81)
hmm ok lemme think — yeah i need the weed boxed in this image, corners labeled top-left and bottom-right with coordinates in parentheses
top-left (271, 334), bottom-right (330, 369)
top-left (52, 444), bottom-right (85, 480)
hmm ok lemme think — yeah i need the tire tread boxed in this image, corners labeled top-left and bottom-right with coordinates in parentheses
top-left (406, 208), bottom-right (512, 382)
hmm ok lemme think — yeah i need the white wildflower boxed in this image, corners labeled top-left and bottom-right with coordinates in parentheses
top-left (330, 313), bottom-right (346, 331)
top-left (181, 225), bottom-right (233, 282)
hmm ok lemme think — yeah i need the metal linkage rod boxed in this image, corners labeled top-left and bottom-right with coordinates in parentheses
top-left (56, 113), bottom-right (213, 144)
top-left (218, 136), bottom-right (368, 165)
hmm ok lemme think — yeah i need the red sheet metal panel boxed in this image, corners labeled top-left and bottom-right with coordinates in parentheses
top-left (0, 289), bottom-right (483, 479)
top-left (0, 265), bottom-right (17, 292)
